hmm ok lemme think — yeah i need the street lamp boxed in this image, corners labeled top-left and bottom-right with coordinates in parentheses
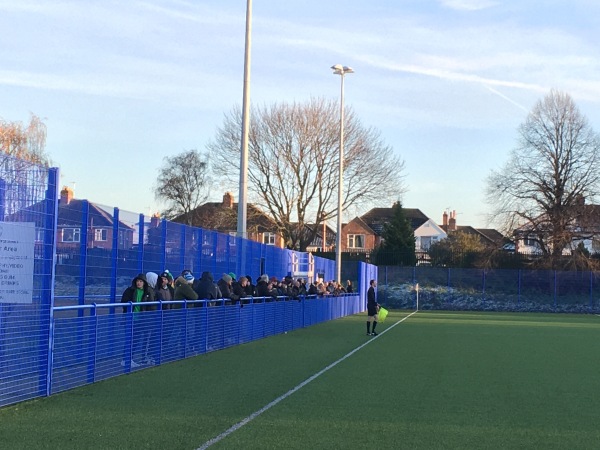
top-left (237, 0), bottom-right (252, 239)
top-left (331, 64), bottom-right (354, 283)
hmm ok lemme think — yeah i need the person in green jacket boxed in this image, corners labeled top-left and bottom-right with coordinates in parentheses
top-left (174, 270), bottom-right (199, 306)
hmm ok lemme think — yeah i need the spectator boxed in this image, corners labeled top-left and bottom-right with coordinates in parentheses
top-left (155, 271), bottom-right (174, 308)
top-left (346, 280), bottom-right (354, 293)
top-left (174, 270), bottom-right (199, 306)
top-left (296, 278), bottom-right (307, 296)
top-left (317, 282), bottom-right (327, 296)
top-left (244, 275), bottom-right (256, 297)
top-left (232, 276), bottom-right (248, 305)
top-left (121, 273), bottom-right (155, 313)
top-left (120, 273), bottom-right (155, 368)
top-left (308, 280), bottom-right (318, 296)
top-left (326, 281), bottom-right (335, 294)
top-left (144, 272), bottom-right (159, 311)
top-left (256, 274), bottom-right (276, 298)
top-left (194, 271), bottom-right (221, 303)
top-left (218, 273), bottom-right (236, 303)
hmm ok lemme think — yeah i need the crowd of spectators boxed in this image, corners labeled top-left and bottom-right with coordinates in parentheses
top-left (121, 270), bottom-right (355, 312)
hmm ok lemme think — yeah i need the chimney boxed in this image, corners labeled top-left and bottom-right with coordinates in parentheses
top-left (150, 212), bottom-right (160, 228)
top-left (60, 186), bottom-right (74, 205)
top-left (448, 210), bottom-right (456, 231)
top-left (222, 192), bottom-right (234, 208)
top-left (442, 211), bottom-right (448, 227)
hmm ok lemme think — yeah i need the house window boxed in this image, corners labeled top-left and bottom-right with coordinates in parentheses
top-left (263, 232), bottom-right (276, 245)
top-left (347, 234), bottom-right (365, 249)
top-left (94, 228), bottom-right (108, 242)
top-left (62, 228), bottom-right (80, 243)
top-left (523, 237), bottom-right (536, 247)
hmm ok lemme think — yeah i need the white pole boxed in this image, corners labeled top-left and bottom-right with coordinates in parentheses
top-left (237, 0), bottom-right (252, 238)
top-left (335, 74), bottom-right (345, 284)
top-left (416, 282), bottom-right (419, 311)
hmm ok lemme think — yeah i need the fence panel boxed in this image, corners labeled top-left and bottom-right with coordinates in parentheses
top-left (0, 157), bottom-right (57, 408)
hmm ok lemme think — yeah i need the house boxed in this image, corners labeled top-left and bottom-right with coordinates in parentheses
top-left (440, 210), bottom-right (507, 248)
top-left (512, 198), bottom-right (600, 255)
top-left (172, 192), bottom-right (285, 248)
top-left (7, 186), bottom-right (135, 253)
top-left (305, 222), bottom-right (337, 252)
top-left (56, 187), bottom-right (134, 251)
top-left (341, 206), bottom-right (446, 252)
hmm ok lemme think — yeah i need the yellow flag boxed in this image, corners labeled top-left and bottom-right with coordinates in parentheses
top-left (378, 307), bottom-right (389, 323)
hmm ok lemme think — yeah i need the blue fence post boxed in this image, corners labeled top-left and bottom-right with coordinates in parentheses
top-left (180, 223), bottom-right (186, 272)
top-left (0, 178), bottom-right (5, 221)
top-left (44, 167), bottom-right (59, 397)
top-left (78, 200), bottom-right (90, 313)
top-left (194, 228), bottom-right (202, 276)
top-left (482, 269), bottom-right (486, 300)
top-left (160, 218), bottom-right (168, 271)
top-left (553, 270), bottom-right (557, 310)
top-left (124, 303), bottom-right (134, 371)
top-left (589, 271), bottom-right (593, 311)
top-left (518, 269), bottom-right (521, 305)
top-left (137, 213), bottom-right (145, 274)
top-left (87, 304), bottom-right (98, 384)
top-left (110, 208), bottom-right (119, 306)
top-left (384, 266), bottom-right (388, 304)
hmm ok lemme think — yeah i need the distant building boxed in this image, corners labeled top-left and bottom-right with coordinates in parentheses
top-left (342, 206), bottom-right (446, 252)
top-left (440, 210), bottom-right (507, 248)
top-left (172, 192), bottom-right (285, 248)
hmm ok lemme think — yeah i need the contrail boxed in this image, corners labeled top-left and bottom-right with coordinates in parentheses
top-left (482, 84), bottom-right (529, 112)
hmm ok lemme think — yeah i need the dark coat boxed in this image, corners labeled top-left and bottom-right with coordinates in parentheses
top-left (256, 280), bottom-right (276, 298)
top-left (121, 273), bottom-right (155, 313)
top-left (194, 272), bottom-right (221, 300)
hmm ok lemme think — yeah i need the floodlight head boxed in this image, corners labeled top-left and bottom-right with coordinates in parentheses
top-left (331, 64), bottom-right (354, 75)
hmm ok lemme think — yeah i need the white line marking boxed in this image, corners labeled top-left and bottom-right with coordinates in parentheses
top-left (196, 310), bottom-right (418, 449)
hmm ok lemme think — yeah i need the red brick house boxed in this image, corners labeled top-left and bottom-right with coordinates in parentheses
top-left (172, 192), bottom-right (285, 248)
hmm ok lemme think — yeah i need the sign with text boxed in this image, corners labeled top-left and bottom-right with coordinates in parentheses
top-left (0, 222), bottom-right (35, 304)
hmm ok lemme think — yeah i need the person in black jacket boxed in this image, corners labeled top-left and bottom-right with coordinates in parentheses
top-left (121, 273), bottom-right (155, 313)
top-left (193, 271), bottom-right (221, 302)
top-left (231, 276), bottom-right (249, 306)
top-left (120, 273), bottom-right (155, 367)
top-left (244, 275), bottom-right (256, 297)
top-left (366, 279), bottom-right (380, 336)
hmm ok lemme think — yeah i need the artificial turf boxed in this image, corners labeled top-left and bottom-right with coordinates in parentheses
top-left (1, 311), bottom-right (599, 449)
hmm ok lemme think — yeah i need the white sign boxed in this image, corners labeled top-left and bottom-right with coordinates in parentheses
top-left (0, 222), bottom-right (35, 304)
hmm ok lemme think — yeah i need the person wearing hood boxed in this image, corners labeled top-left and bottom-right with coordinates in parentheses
top-left (120, 273), bottom-right (155, 368)
top-left (174, 270), bottom-right (199, 307)
top-left (218, 273), bottom-right (241, 305)
top-left (256, 274), bottom-right (276, 299)
top-left (244, 275), bottom-right (256, 297)
top-left (155, 271), bottom-right (175, 309)
top-left (121, 273), bottom-right (155, 314)
top-left (194, 271), bottom-right (221, 301)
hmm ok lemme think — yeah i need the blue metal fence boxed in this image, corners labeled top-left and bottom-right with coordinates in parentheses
top-left (49, 294), bottom-right (363, 395)
top-left (0, 156), bottom-right (58, 408)
top-left (0, 155), bottom-right (370, 408)
top-left (379, 266), bottom-right (600, 313)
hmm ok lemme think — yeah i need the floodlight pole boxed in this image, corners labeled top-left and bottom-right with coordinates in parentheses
top-left (331, 64), bottom-right (354, 283)
top-left (237, 0), bottom-right (252, 238)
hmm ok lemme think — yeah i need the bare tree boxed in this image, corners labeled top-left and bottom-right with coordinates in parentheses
top-left (0, 114), bottom-right (49, 213)
top-left (154, 149), bottom-right (211, 225)
top-left (486, 90), bottom-right (600, 265)
top-left (209, 97), bottom-right (406, 250)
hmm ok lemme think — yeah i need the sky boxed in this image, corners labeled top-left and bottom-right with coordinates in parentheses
top-left (2, 0), bottom-right (600, 229)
